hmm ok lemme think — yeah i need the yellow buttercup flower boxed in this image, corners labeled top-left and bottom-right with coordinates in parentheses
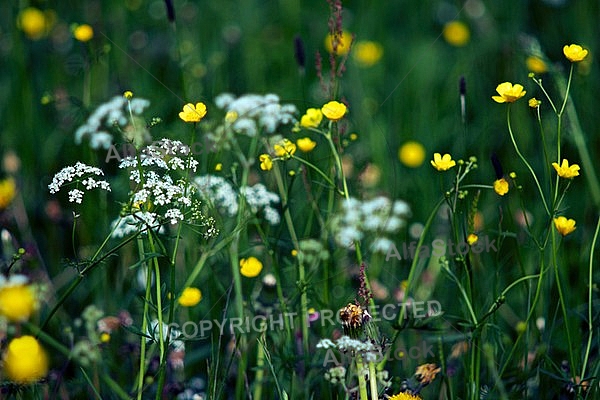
top-left (494, 178), bottom-right (509, 196)
top-left (0, 178), bottom-right (17, 210)
top-left (296, 137), bottom-right (317, 152)
top-left (526, 56), bottom-right (547, 74)
top-left (467, 233), bottom-right (478, 245)
top-left (492, 82), bottom-right (526, 103)
top-left (73, 24), bottom-right (94, 42)
top-left (443, 21), bottom-right (470, 47)
top-left (215, 163), bottom-right (223, 171)
top-left (529, 98), bottom-right (541, 108)
top-left (259, 154), bottom-right (273, 171)
top-left (178, 287), bottom-right (202, 307)
top-left (274, 139), bottom-right (296, 158)
top-left (398, 141), bottom-right (426, 168)
top-left (0, 284), bottom-right (37, 322)
top-left (353, 40), bottom-right (383, 67)
top-left (3, 336), bottom-right (49, 383)
top-left (17, 7), bottom-right (51, 40)
top-left (388, 393), bottom-right (422, 400)
top-left (563, 44), bottom-right (588, 62)
top-left (324, 30), bottom-right (353, 56)
top-left (240, 257), bottom-right (263, 278)
top-left (179, 102), bottom-right (207, 122)
top-left (321, 101), bottom-right (347, 121)
top-left (552, 159), bottom-right (580, 179)
top-left (430, 153), bottom-right (456, 171)
top-left (300, 108), bottom-right (323, 128)
top-left (554, 216), bottom-right (576, 236)
top-left (123, 91), bottom-right (133, 100)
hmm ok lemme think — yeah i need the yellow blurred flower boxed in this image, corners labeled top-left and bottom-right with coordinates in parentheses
top-left (274, 139), bottom-right (296, 158)
top-left (467, 233), bottom-right (478, 245)
top-left (0, 178), bottom-right (16, 210)
top-left (494, 178), bottom-right (509, 196)
top-left (324, 30), bottom-right (353, 55)
top-left (321, 101), bottom-right (347, 121)
top-left (430, 153), bottom-right (456, 171)
top-left (554, 216), bottom-right (576, 236)
top-left (563, 44), bottom-right (588, 62)
top-left (443, 21), bottom-right (470, 47)
top-left (398, 141), bottom-right (426, 168)
top-left (73, 24), bottom-right (94, 42)
top-left (552, 159), bottom-right (580, 179)
top-left (529, 98), bottom-right (541, 108)
top-left (3, 336), bottom-right (49, 384)
top-left (240, 257), bottom-right (263, 278)
top-left (123, 90), bottom-right (133, 100)
top-left (492, 82), bottom-right (526, 103)
top-left (178, 287), bottom-right (202, 307)
top-left (100, 332), bottom-right (111, 343)
top-left (0, 283), bottom-right (37, 322)
top-left (259, 154), bottom-right (273, 171)
top-left (388, 393), bottom-right (422, 400)
top-left (215, 163), bottom-right (223, 171)
top-left (17, 7), bottom-right (51, 40)
top-left (353, 40), bottom-right (383, 67)
top-left (225, 111), bottom-right (238, 124)
top-left (526, 56), bottom-right (547, 74)
top-left (296, 137), bottom-right (317, 152)
top-left (179, 102), bottom-right (207, 122)
top-left (300, 108), bottom-right (323, 128)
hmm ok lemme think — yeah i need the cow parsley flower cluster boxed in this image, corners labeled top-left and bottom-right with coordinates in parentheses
top-left (239, 183), bottom-right (280, 225)
top-left (214, 93), bottom-right (297, 137)
top-left (48, 162), bottom-right (111, 204)
top-left (194, 175), bottom-right (280, 225)
top-left (75, 95), bottom-right (151, 149)
top-left (330, 196), bottom-right (411, 253)
top-left (194, 175), bottom-right (239, 216)
top-left (111, 139), bottom-right (216, 237)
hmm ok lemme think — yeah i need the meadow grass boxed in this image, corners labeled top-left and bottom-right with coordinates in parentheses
top-left (0, 1), bottom-right (599, 399)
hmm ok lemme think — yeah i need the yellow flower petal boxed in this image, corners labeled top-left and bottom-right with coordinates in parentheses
top-left (492, 82), bottom-right (526, 103)
top-left (321, 101), bottom-right (347, 121)
top-left (3, 336), bottom-right (49, 383)
top-left (0, 284), bottom-right (36, 322)
top-left (300, 108), bottom-right (323, 128)
top-left (240, 257), bottom-right (263, 278)
top-left (398, 141), bottom-right (426, 168)
top-left (563, 44), bottom-right (588, 62)
top-left (554, 216), bottom-right (576, 236)
top-left (494, 178), bottom-right (509, 196)
top-left (179, 102), bottom-right (207, 122)
top-left (296, 137), bottom-right (317, 152)
top-left (552, 159), bottom-right (580, 179)
top-left (178, 287), bottom-right (202, 307)
top-left (73, 24), bottom-right (94, 42)
top-left (430, 153), bottom-right (456, 171)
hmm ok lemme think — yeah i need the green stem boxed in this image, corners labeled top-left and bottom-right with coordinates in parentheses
top-left (506, 106), bottom-right (551, 216)
top-left (137, 236), bottom-right (152, 400)
top-left (551, 227), bottom-right (576, 374)
top-left (581, 215), bottom-right (600, 384)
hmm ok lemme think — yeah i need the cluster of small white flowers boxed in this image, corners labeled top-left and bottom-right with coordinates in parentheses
top-left (194, 175), bottom-right (239, 216)
top-left (331, 196), bottom-right (411, 253)
top-left (239, 183), bottom-right (280, 225)
top-left (75, 95), bottom-right (150, 149)
top-left (336, 336), bottom-right (377, 353)
top-left (214, 93), bottom-right (297, 136)
top-left (193, 176), bottom-right (281, 225)
top-left (110, 212), bottom-right (164, 239)
top-left (48, 162), bottom-right (111, 204)
top-left (117, 139), bottom-right (199, 227)
top-left (119, 139), bottom-right (198, 174)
